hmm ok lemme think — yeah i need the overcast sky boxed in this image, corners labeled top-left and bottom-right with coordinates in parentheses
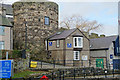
top-left (1, 0), bottom-right (119, 36)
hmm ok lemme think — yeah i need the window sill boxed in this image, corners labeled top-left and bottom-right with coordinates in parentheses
top-left (73, 48), bottom-right (82, 51)
top-left (73, 60), bottom-right (80, 61)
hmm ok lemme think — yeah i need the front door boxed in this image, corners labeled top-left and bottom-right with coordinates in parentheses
top-left (96, 58), bottom-right (104, 69)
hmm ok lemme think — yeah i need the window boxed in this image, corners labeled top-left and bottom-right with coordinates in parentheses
top-left (38, 18), bottom-right (41, 22)
top-left (74, 51), bottom-right (80, 60)
top-left (0, 41), bottom-right (4, 50)
top-left (0, 26), bottom-right (5, 35)
top-left (56, 40), bottom-right (60, 48)
top-left (44, 16), bottom-right (49, 25)
top-left (73, 37), bottom-right (83, 48)
top-left (117, 47), bottom-right (119, 53)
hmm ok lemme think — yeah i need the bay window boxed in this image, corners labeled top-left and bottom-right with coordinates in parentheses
top-left (73, 37), bottom-right (83, 48)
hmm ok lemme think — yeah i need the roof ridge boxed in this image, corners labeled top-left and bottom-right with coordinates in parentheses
top-left (90, 35), bottom-right (118, 40)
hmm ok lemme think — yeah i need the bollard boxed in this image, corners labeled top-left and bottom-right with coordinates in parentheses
top-left (104, 70), bottom-right (107, 78)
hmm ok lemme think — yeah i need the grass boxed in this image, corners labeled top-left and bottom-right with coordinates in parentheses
top-left (12, 70), bottom-right (48, 78)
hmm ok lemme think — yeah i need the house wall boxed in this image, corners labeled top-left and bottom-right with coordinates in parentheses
top-left (65, 29), bottom-right (90, 67)
top-left (0, 27), bottom-right (12, 50)
top-left (48, 40), bottom-right (64, 64)
top-left (90, 50), bottom-right (107, 69)
top-left (107, 43), bottom-right (120, 69)
top-left (48, 29), bottom-right (90, 67)
top-left (90, 57), bottom-right (106, 69)
top-left (48, 40), bottom-right (64, 50)
top-left (90, 50), bottom-right (107, 57)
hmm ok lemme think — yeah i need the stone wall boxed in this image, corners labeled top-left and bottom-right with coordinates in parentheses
top-left (14, 52), bottom-right (30, 72)
top-left (12, 1), bottom-right (58, 60)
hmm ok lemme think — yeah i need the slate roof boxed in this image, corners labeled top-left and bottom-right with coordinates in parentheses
top-left (48, 28), bottom-right (89, 41)
top-left (0, 15), bottom-right (12, 27)
top-left (90, 35), bottom-right (118, 50)
top-left (48, 28), bottom-right (76, 40)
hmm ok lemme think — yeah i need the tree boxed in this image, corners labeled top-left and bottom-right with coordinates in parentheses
top-left (60, 15), bottom-right (102, 33)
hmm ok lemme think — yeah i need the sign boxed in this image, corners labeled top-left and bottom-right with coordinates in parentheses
top-left (67, 43), bottom-right (72, 48)
top-left (49, 42), bottom-right (52, 46)
top-left (0, 60), bottom-right (12, 78)
top-left (82, 55), bottom-right (88, 60)
top-left (30, 61), bottom-right (37, 68)
top-left (110, 54), bottom-right (113, 59)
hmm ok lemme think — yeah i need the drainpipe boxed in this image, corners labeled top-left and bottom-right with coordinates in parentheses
top-left (63, 39), bottom-right (66, 66)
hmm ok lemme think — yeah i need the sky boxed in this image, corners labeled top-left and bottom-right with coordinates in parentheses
top-left (1, 0), bottom-right (119, 36)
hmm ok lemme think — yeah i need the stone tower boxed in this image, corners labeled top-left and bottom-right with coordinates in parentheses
top-left (12, 0), bottom-right (58, 59)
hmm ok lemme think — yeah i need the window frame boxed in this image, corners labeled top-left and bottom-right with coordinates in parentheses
top-left (0, 41), bottom-right (5, 50)
top-left (44, 16), bottom-right (50, 25)
top-left (74, 51), bottom-right (80, 60)
top-left (56, 40), bottom-right (60, 48)
top-left (73, 37), bottom-right (83, 48)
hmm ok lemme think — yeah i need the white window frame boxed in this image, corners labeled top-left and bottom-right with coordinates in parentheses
top-left (73, 37), bottom-right (83, 48)
top-left (74, 51), bottom-right (80, 60)
top-left (56, 40), bottom-right (60, 48)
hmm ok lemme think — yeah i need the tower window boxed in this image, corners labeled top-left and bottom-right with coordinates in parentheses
top-left (44, 16), bottom-right (49, 25)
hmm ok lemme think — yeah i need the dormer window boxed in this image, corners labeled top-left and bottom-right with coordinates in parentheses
top-left (73, 37), bottom-right (83, 48)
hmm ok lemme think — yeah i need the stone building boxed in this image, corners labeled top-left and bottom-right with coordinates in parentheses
top-left (46, 28), bottom-right (90, 67)
top-left (12, 0), bottom-right (58, 59)
top-left (90, 35), bottom-right (120, 69)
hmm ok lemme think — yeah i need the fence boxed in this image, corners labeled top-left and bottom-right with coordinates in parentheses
top-left (11, 68), bottom-right (120, 80)
top-left (46, 68), bottom-right (120, 80)
top-left (30, 59), bottom-right (117, 70)
top-left (26, 59), bottom-right (120, 79)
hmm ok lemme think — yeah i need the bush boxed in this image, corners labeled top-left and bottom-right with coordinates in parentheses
top-left (12, 50), bottom-right (21, 58)
top-left (0, 50), bottom-right (22, 59)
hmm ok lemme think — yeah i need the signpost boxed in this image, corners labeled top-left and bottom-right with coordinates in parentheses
top-left (0, 60), bottom-right (12, 78)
